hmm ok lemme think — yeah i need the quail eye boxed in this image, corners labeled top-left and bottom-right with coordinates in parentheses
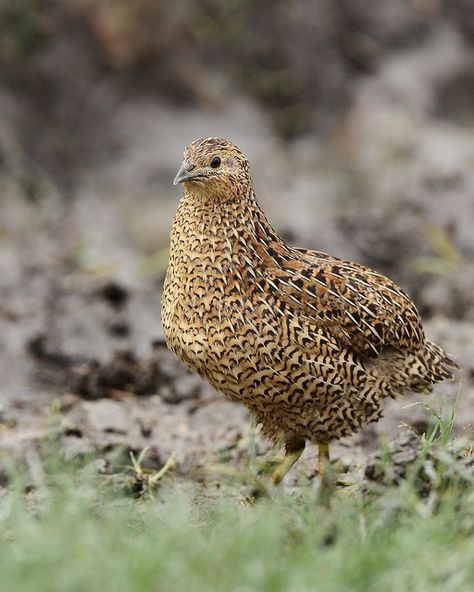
top-left (210, 156), bottom-right (221, 169)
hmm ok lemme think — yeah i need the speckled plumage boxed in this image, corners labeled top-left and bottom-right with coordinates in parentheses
top-left (162, 137), bottom-right (458, 473)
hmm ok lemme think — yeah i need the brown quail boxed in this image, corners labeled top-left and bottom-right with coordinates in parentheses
top-left (161, 137), bottom-right (458, 488)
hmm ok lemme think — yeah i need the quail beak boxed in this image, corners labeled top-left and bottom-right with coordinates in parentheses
top-left (173, 162), bottom-right (201, 185)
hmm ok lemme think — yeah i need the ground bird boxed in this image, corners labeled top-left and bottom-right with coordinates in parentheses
top-left (161, 137), bottom-right (458, 490)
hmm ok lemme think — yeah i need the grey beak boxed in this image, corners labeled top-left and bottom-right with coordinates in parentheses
top-left (173, 163), bottom-right (197, 186)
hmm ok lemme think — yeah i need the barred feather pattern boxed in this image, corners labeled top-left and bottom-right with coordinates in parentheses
top-left (162, 138), bottom-right (458, 447)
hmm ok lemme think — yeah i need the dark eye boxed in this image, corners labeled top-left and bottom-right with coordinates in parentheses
top-left (210, 156), bottom-right (221, 169)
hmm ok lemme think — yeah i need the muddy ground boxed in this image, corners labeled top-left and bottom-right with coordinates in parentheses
top-left (1, 6), bottom-right (473, 490)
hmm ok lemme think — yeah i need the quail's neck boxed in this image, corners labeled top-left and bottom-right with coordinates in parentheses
top-left (182, 186), bottom-right (283, 246)
top-left (172, 186), bottom-right (289, 269)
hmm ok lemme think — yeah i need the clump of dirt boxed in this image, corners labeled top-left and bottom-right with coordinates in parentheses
top-left (27, 327), bottom-right (204, 406)
top-left (96, 281), bottom-right (130, 311)
top-left (365, 430), bottom-right (474, 496)
top-left (28, 335), bottom-right (161, 399)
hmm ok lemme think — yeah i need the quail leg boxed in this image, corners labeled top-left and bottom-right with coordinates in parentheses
top-left (318, 442), bottom-right (334, 503)
top-left (318, 443), bottom-right (330, 480)
top-left (270, 437), bottom-right (305, 486)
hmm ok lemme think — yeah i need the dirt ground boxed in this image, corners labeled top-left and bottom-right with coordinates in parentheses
top-left (1, 7), bottom-right (473, 489)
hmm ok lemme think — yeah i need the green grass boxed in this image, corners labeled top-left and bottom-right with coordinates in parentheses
top-left (0, 433), bottom-right (473, 592)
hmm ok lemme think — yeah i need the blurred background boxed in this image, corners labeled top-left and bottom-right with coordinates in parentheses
top-left (0, 0), bottom-right (473, 478)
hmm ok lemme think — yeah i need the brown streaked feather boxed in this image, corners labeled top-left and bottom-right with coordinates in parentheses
top-left (279, 248), bottom-right (425, 357)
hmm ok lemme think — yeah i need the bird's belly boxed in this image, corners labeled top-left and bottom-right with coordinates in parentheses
top-left (163, 291), bottom-right (387, 443)
top-left (166, 299), bottom-right (336, 403)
